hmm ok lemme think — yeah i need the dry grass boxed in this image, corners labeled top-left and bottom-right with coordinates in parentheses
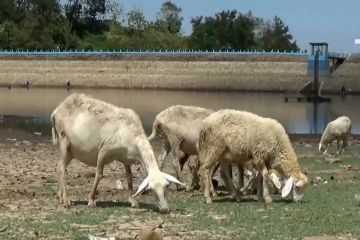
top-left (0, 60), bottom-right (308, 91)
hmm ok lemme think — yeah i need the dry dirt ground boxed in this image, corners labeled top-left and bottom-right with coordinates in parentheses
top-left (0, 133), bottom-right (360, 239)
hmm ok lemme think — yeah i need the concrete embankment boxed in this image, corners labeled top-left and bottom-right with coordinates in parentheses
top-left (0, 53), bottom-right (310, 92)
top-left (322, 55), bottom-right (360, 94)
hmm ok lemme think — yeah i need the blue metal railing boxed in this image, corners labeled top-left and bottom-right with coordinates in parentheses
top-left (0, 49), bottom-right (353, 59)
top-left (0, 49), bottom-right (309, 56)
top-left (328, 52), bottom-right (351, 59)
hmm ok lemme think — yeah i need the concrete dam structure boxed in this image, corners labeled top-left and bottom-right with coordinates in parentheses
top-left (0, 50), bottom-right (357, 93)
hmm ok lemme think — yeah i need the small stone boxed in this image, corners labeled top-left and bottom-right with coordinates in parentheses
top-left (116, 180), bottom-right (124, 190)
top-left (33, 132), bottom-right (42, 136)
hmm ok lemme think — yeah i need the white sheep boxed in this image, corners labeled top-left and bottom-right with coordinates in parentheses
top-left (198, 109), bottom-right (308, 204)
top-left (319, 116), bottom-right (351, 156)
top-left (51, 93), bottom-right (184, 213)
top-left (148, 105), bottom-right (251, 194)
top-left (148, 105), bottom-right (214, 190)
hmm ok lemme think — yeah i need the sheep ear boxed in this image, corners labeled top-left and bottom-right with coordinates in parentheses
top-left (133, 176), bottom-right (149, 197)
top-left (295, 180), bottom-right (305, 187)
top-left (281, 177), bottom-right (294, 198)
top-left (270, 172), bottom-right (282, 190)
top-left (161, 172), bottom-right (185, 186)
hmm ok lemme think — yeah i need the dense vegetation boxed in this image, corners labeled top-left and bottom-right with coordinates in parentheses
top-left (0, 0), bottom-right (299, 51)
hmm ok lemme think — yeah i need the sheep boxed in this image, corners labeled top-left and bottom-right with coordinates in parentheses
top-left (51, 93), bottom-right (184, 213)
top-left (148, 105), bottom-right (251, 194)
top-left (319, 116), bottom-right (351, 156)
top-left (198, 109), bottom-right (308, 204)
top-left (148, 105), bottom-right (214, 190)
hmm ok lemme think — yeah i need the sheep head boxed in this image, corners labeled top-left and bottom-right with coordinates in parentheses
top-left (133, 172), bottom-right (185, 213)
top-left (281, 173), bottom-right (309, 202)
top-left (318, 142), bottom-right (329, 154)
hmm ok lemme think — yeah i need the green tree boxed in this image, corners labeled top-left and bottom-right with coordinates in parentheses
top-left (82, 0), bottom-right (106, 21)
top-left (32, 0), bottom-right (62, 23)
top-left (189, 10), bottom-right (256, 51)
top-left (64, 0), bottom-right (83, 32)
top-left (105, 0), bottom-right (124, 23)
top-left (257, 16), bottom-right (299, 51)
top-left (127, 7), bottom-right (147, 31)
top-left (0, 0), bottom-right (16, 24)
top-left (0, 21), bottom-right (18, 49)
top-left (155, 1), bottom-right (183, 34)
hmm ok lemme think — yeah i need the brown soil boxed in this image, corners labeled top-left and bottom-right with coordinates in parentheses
top-left (0, 133), bottom-right (359, 239)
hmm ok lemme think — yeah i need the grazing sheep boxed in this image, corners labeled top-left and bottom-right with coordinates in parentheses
top-left (319, 116), bottom-right (351, 156)
top-left (198, 110), bottom-right (308, 204)
top-left (51, 93), bottom-right (184, 213)
top-left (148, 105), bottom-right (214, 190)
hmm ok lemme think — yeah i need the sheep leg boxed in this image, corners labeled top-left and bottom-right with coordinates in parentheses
top-left (123, 164), bottom-right (140, 208)
top-left (255, 173), bottom-right (263, 202)
top-left (240, 173), bottom-right (256, 194)
top-left (341, 135), bottom-right (350, 155)
top-left (336, 139), bottom-right (341, 156)
top-left (209, 163), bottom-right (220, 197)
top-left (57, 138), bottom-right (72, 208)
top-left (324, 144), bottom-right (330, 155)
top-left (253, 158), bottom-right (272, 204)
top-left (124, 164), bottom-right (133, 191)
top-left (220, 163), bottom-right (241, 202)
top-left (187, 156), bottom-right (200, 191)
top-left (206, 162), bottom-right (219, 204)
top-left (88, 153), bottom-right (106, 208)
top-left (260, 166), bottom-right (272, 204)
top-left (200, 152), bottom-right (220, 204)
top-left (159, 141), bottom-right (170, 170)
top-left (170, 142), bottom-right (186, 190)
top-left (180, 153), bottom-right (189, 171)
top-left (237, 164), bottom-right (244, 192)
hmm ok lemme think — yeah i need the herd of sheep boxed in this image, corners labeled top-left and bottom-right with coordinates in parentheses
top-left (50, 93), bottom-right (352, 213)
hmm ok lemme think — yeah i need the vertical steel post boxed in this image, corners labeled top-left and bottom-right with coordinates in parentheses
top-left (314, 51), bottom-right (319, 99)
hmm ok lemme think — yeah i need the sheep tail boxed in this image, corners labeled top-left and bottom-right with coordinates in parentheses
top-left (50, 112), bottom-right (58, 145)
top-left (148, 119), bottom-right (160, 142)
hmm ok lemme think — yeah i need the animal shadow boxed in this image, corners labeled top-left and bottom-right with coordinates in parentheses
top-left (71, 200), bottom-right (159, 212)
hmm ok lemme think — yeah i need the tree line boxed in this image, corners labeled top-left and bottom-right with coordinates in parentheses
top-left (0, 0), bottom-right (299, 51)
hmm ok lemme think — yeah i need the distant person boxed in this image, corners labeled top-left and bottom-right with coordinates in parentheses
top-left (24, 80), bottom-right (30, 89)
top-left (66, 80), bottom-right (71, 90)
top-left (341, 86), bottom-right (346, 97)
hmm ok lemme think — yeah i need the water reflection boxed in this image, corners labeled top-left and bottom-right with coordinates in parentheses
top-left (0, 88), bottom-right (358, 136)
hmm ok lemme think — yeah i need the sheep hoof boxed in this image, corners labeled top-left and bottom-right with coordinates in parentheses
top-left (56, 191), bottom-right (62, 200)
top-left (205, 198), bottom-right (213, 204)
top-left (211, 190), bottom-right (218, 197)
top-left (63, 199), bottom-right (71, 208)
top-left (234, 195), bottom-right (242, 203)
top-left (87, 200), bottom-right (97, 208)
top-left (129, 197), bottom-right (139, 208)
top-left (264, 196), bottom-right (272, 205)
